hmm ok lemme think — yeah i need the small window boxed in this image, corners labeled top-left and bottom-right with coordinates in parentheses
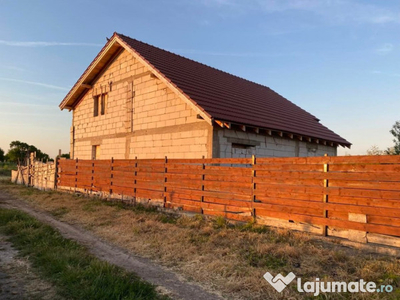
top-left (93, 96), bottom-right (100, 117)
top-left (232, 143), bottom-right (254, 149)
top-left (92, 145), bottom-right (100, 160)
top-left (94, 93), bottom-right (107, 117)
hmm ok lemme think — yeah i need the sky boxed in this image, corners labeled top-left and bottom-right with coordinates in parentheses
top-left (0, 0), bottom-right (399, 158)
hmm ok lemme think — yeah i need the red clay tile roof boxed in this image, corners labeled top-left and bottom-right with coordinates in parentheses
top-left (117, 33), bottom-right (350, 146)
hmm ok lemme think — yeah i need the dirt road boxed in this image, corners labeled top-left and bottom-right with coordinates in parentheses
top-left (0, 191), bottom-right (223, 300)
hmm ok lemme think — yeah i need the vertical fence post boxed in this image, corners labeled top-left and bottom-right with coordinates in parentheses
top-left (110, 157), bottom-right (114, 198)
top-left (322, 153), bottom-right (329, 236)
top-left (163, 156), bottom-right (168, 208)
top-left (46, 161), bottom-right (49, 191)
top-left (54, 157), bottom-right (59, 190)
top-left (251, 155), bottom-right (257, 223)
top-left (134, 156), bottom-right (138, 203)
top-left (74, 158), bottom-right (78, 193)
top-left (91, 160), bottom-right (95, 195)
top-left (201, 155), bottom-right (205, 215)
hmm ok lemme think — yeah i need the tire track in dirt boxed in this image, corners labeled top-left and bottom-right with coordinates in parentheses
top-left (0, 192), bottom-right (223, 300)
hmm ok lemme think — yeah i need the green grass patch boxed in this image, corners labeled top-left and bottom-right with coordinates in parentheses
top-left (0, 208), bottom-right (169, 300)
top-left (243, 248), bottom-right (287, 269)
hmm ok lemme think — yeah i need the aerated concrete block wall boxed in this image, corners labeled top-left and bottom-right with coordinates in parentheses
top-left (72, 49), bottom-right (212, 159)
top-left (213, 128), bottom-right (337, 158)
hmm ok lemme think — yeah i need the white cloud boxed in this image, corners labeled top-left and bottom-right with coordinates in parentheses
top-left (0, 40), bottom-right (102, 47)
top-left (375, 43), bottom-right (394, 55)
top-left (0, 78), bottom-right (69, 91)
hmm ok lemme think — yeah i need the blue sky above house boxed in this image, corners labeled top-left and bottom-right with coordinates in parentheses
top-left (0, 0), bottom-right (399, 157)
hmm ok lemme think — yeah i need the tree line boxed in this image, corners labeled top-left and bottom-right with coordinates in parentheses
top-left (0, 141), bottom-right (70, 163)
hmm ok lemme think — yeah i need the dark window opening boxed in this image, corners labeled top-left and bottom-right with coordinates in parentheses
top-left (94, 93), bottom-right (107, 117)
top-left (93, 95), bottom-right (99, 117)
top-left (232, 143), bottom-right (255, 149)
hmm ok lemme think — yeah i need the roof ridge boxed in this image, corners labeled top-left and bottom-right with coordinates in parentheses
top-left (116, 32), bottom-right (319, 121)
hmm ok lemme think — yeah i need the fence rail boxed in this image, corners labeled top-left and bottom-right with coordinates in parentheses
top-left (56, 155), bottom-right (400, 248)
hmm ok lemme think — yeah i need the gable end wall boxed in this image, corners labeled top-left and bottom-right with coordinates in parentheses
top-left (71, 49), bottom-right (212, 159)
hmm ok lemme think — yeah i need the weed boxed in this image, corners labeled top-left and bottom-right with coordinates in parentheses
top-left (213, 216), bottom-right (228, 229)
top-left (243, 248), bottom-right (287, 269)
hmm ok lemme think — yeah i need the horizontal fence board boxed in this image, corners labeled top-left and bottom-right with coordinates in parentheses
top-left (329, 180), bottom-right (400, 191)
top-left (204, 181), bottom-right (251, 190)
top-left (255, 178), bottom-right (323, 186)
top-left (326, 187), bottom-right (400, 199)
top-left (166, 192), bottom-right (201, 202)
top-left (166, 177), bottom-right (203, 184)
top-left (255, 184), bottom-right (324, 194)
top-left (368, 215), bottom-right (400, 227)
top-left (204, 197), bottom-right (251, 208)
top-left (204, 174), bottom-right (252, 183)
top-left (254, 202), bottom-right (323, 216)
top-left (255, 192), bottom-right (322, 202)
top-left (204, 184), bottom-right (251, 195)
top-left (165, 181), bottom-right (202, 190)
top-left (58, 166), bottom-right (77, 172)
top-left (327, 210), bottom-right (349, 221)
top-left (329, 164), bottom-right (400, 173)
top-left (165, 173), bottom-right (203, 181)
top-left (329, 195), bottom-right (400, 209)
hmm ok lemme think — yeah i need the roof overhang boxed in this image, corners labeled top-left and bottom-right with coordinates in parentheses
top-left (214, 119), bottom-right (351, 148)
top-left (59, 34), bottom-right (123, 110)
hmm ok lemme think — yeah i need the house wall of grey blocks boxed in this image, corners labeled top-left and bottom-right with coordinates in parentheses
top-left (213, 128), bottom-right (337, 158)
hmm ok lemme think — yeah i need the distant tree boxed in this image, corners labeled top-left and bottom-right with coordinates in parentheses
top-left (389, 121), bottom-right (400, 154)
top-left (366, 145), bottom-right (383, 155)
top-left (0, 148), bottom-right (4, 162)
top-left (6, 141), bottom-right (51, 163)
top-left (386, 121), bottom-right (400, 155)
top-left (384, 147), bottom-right (396, 155)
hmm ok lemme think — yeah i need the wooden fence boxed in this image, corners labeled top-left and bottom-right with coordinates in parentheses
top-left (56, 155), bottom-right (400, 248)
top-left (12, 155), bottom-right (56, 190)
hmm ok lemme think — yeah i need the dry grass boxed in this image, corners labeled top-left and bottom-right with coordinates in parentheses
top-left (1, 179), bottom-right (399, 299)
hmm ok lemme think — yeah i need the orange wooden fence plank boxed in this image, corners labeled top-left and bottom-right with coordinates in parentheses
top-left (255, 209), bottom-right (400, 236)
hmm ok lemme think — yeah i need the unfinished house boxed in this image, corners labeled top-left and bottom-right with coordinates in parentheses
top-left (59, 32), bottom-right (351, 159)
